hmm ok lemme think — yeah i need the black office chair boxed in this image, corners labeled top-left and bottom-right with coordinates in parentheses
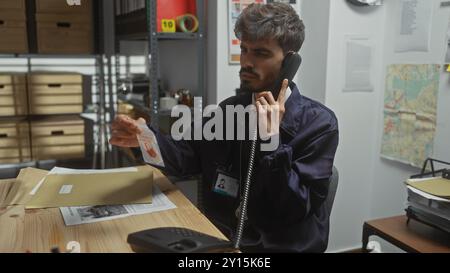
top-left (325, 166), bottom-right (339, 216)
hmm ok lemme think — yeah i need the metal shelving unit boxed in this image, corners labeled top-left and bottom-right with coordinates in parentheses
top-left (147, 0), bottom-right (205, 128)
top-left (0, 53), bottom-right (110, 172)
top-left (112, 0), bottom-right (206, 207)
top-left (0, 1), bottom-right (113, 176)
top-left (114, 0), bottom-right (206, 128)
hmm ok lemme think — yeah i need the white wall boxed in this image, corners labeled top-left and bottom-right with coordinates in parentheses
top-left (322, 0), bottom-right (388, 252)
top-left (209, 0), bottom-right (241, 104)
top-left (298, 0), bottom-right (330, 103)
top-left (315, 0), bottom-right (450, 252)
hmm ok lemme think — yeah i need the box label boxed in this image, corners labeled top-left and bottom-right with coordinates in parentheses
top-left (59, 185), bottom-right (73, 195)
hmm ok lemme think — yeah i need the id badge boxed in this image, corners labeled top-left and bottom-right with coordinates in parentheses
top-left (213, 169), bottom-right (240, 198)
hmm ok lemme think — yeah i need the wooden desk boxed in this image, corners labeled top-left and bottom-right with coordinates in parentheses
top-left (362, 215), bottom-right (450, 253)
top-left (0, 167), bottom-right (228, 253)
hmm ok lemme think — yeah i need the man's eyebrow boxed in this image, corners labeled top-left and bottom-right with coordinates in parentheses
top-left (253, 48), bottom-right (272, 54)
top-left (240, 46), bottom-right (271, 52)
top-left (240, 45), bottom-right (273, 54)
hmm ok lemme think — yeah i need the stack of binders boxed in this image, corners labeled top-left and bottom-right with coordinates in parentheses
top-left (405, 158), bottom-right (450, 234)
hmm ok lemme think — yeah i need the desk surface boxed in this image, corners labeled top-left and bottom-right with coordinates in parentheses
top-left (0, 167), bottom-right (228, 253)
top-left (363, 215), bottom-right (450, 253)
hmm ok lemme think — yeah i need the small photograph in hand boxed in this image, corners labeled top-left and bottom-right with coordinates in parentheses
top-left (137, 125), bottom-right (165, 167)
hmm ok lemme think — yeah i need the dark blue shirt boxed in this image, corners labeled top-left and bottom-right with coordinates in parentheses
top-left (149, 83), bottom-right (339, 252)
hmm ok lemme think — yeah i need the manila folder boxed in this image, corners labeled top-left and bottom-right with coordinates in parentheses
top-left (26, 170), bottom-right (153, 209)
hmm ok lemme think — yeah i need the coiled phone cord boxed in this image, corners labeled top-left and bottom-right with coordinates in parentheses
top-left (233, 127), bottom-right (258, 249)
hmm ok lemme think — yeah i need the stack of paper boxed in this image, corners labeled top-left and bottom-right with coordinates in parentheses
top-left (60, 185), bottom-right (176, 226)
top-left (405, 177), bottom-right (450, 232)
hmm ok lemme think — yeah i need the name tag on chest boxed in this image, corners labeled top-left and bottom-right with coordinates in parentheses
top-left (213, 172), bottom-right (239, 198)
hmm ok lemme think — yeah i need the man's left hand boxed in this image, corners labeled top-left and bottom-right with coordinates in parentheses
top-left (255, 79), bottom-right (288, 138)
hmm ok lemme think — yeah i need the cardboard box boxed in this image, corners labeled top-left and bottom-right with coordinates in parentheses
top-left (0, 0), bottom-right (26, 12)
top-left (35, 0), bottom-right (92, 15)
top-left (0, 119), bottom-right (31, 164)
top-left (30, 116), bottom-right (85, 160)
top-left (27, 73), bottom-right (83, 85)
top-left (0, 12), bottom-right (28, 54)
top-left (0, 74), bottom-right (27, 85)
top-left (0, 85), bottom-right (28, 116)
top-left (0, 74), bottom-right (28, 116)
top-left (28, 73), bottom-right (84, 115)
top-left (36, 14), bottom-right (93, 54)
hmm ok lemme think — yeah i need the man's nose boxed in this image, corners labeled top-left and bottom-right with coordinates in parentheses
top-left (240, 55), bottom-right (254, 70)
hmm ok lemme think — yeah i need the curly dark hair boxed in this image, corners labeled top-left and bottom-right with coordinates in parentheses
top-left (234, 2), bottom-right (305, 53)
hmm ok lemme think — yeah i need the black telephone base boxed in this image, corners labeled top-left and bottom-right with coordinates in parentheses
top-left (127, 227), bottom-right (234, 253)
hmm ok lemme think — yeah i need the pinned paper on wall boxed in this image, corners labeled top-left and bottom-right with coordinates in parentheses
top-left (343, 36), bottom-right (374, 92)
top-left (228, 0), bottom-right (299, 64)
top-left (228, 0), bottom-right (267, 64)
top-left (394, 0), bottom-right (434, 53)
top-left (267, 0), bottom-right (297, 5)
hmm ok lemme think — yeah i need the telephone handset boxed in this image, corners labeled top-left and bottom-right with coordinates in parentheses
top-left (271, 52), bottom-right (302, 97)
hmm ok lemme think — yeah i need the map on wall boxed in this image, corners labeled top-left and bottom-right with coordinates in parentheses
top-left (381, 64), bottom-right (441, 168)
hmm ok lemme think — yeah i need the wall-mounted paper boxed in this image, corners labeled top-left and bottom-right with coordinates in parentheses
top-left (343, 36), bottom-right (373, 92)
top-left (394, 0), bottom-right (433, 53)
top-left (228, 0), bottom-right (267, 64)
top-left (381, 64), bottom-right (440, 168)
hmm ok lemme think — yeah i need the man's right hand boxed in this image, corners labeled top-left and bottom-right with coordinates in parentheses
top-left (109, 115), bottom-right (146, 148)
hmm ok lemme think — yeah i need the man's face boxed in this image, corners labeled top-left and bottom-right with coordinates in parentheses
top-left (239, 38), bottom-right (285, 93)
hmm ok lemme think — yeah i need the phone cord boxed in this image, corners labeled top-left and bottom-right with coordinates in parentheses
top-left (233, 128), bottom-right (258, 249)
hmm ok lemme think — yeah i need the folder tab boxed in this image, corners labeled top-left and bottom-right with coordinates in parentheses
top-left (407, 178), bottom-right (450, 199)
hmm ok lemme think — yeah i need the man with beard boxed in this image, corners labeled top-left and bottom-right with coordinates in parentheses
top-left (110, 2), bottom-right (339, 252)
